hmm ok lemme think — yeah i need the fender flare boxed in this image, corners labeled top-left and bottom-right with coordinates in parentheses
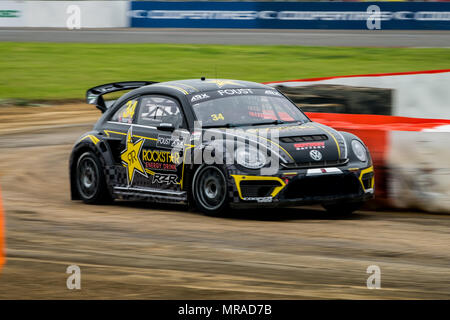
top-left (69, 133), bottom-right (116, 200)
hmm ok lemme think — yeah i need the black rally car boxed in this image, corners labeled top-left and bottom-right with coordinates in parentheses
top-left (70, 78), bottom-right (374, 215)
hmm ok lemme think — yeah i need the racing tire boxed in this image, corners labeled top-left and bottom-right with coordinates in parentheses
top-left (191, 165), bottom-right (229, 216)
top-left (322, 202), bottom-right (363, 216)
top-left (75, 151), bottom-right (111, 204)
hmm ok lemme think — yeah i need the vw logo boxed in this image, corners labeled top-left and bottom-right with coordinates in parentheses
top-left (309, 150), bottom-right (322, 161)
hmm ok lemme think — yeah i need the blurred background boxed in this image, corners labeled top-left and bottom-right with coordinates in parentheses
top-left (0, 0), bottom-right (449, 299)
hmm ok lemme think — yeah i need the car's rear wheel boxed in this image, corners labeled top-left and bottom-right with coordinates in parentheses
top-left (192, 165), bottom-right (229, 216)
top-left (322, 201), bottom-right (363, 216)
top-left (76, 151), bottom-right (110, 204)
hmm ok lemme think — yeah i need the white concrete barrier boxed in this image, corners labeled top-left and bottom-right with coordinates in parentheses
top-left (268, 70), bottom-right (450, 120)
top-left (0, 1), bottom-right (25, 27)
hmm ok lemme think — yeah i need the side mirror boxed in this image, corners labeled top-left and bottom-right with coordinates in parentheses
top-left (157, 122), bottom-right (175, 132)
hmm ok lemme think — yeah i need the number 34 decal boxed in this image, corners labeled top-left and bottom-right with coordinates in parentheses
top-left (211, 113), bottom-right (225, 121)
top-left (123, 100), bottom-right (137, 118)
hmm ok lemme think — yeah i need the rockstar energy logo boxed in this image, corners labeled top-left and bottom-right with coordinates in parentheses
top-left (121, 128), bottom-right (147, 184)
top-left (142, 149), bottom-right (180, 164)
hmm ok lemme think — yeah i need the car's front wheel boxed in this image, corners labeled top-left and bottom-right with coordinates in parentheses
top-left (322, 201), bottom-right (363, 216)
top-left (191, 165), bottom-right (229, 216)
top-left (76, 151), bottom-right (110, 204)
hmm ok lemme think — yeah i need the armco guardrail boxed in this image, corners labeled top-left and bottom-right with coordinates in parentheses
top-left (130, 1), bottom-right (450, 30)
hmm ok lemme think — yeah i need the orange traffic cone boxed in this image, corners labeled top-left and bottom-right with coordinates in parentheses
top-left (0, 186), bottom-right (5, 271)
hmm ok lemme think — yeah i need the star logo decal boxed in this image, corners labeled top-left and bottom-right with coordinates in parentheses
top-left (121, 127), bottom-right (147, 185)
top-left (205, 79), bottom-right (244, 88)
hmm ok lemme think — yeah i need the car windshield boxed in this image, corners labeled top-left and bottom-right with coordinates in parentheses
top-left (190, 88), bottom-right (309, 128)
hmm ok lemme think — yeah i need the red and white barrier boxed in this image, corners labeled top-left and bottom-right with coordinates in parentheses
top-left (266, 70), bottom-right (450, 213)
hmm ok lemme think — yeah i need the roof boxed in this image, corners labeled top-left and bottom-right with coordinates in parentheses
top-left (149, 78), bottom-right (272, 95)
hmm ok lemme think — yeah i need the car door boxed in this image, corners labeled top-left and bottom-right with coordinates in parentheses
top-left (101, 96), bottom-right (140, 187)
top-left (130, 95), bottom-right (187, 192)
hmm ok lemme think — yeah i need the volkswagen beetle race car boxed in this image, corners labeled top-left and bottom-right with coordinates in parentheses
top-left (70, 78), bottom-right (374, 215)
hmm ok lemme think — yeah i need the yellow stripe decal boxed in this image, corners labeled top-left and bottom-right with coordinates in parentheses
top-left (180, 145), bottom-right (194, 190)
top-left (176, 83), bottom-right (199, 92)
top-left (105, 130), bottom-right (158, 142)
top-left (245, 131), bottom-right (295, 162)
top-left (104, 130), bottom-right (126, 136)
top-left (312, 123), bottom-right (341, 158)
top-left (154, 84), bottom-right (189, 95)
top-left (134, 134), bottom-right (157, 141)
top-left (80, 135), bottom-right (100, 145)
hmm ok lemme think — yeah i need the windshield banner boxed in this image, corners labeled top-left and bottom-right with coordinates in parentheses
top-left (189, 88), bottom-right (282, 104)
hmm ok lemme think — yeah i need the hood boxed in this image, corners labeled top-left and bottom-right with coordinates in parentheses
top-left (240, 122), bottom-right (347, 164)
top-left (201, 121), bottom-right (347, 165)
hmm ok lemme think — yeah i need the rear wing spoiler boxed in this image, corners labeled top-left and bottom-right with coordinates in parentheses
top-left (86, 81), bottom-right (158, 112)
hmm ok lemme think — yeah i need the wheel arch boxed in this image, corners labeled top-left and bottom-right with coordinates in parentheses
top-left (190, 163), bottom-right (230, 215)
top-left (69, 137), bottom-right (114, 200)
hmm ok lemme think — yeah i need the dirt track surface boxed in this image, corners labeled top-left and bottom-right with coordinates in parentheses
top-left (0, 104), bottom-right (449, 299)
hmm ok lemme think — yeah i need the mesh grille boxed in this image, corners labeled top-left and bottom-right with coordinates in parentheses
top-left (284, 175), bottom-right (360, 199)
top-left (240, 180), bottom-right (281, 198)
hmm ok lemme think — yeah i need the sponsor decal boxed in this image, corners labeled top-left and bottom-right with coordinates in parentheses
top-left (247, 124), bottom-right (316, 134)
top-left (294, 141), bottom-right (325, 150)
top-left (243, 196), bottom-right (273, 203)
top-left (145, 162), bottom-right (177, 171)
top-left (121, 128), bottom-right (148, 185)
top-left (218, 88), bottom-right (253, 96)
top-left (156, 134), bottom-right (183, 149)
top-left (152, 173), bottom-right (178, 185)
top-left (264, 90), bottom-right (281, 96)
top-left (309, 149), bottom-right (323, 161)
top-left (191, 93), bottom-right (209, 102)
top-left (142, 149), bottom-right (180, 164)
top-left (306, 167), bottom-right (342, 176)
top-left (79, 134), bottom-right (100, 145)
top-left (142, 149), bottom-right (180, 172)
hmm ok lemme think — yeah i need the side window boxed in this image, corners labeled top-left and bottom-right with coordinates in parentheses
top-left (137, 96), bottom-right (184, 129)
top-left (111, 98), bottom-right (138, 124)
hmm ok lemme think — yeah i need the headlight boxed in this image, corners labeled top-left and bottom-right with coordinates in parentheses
top-left (351, 140), bottom-right (367, 162)
top-left (235, 146), bottom-right (267, 169)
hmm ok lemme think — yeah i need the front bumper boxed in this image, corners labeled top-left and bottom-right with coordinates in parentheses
top-left (229, 166), bottom-right (374, 208)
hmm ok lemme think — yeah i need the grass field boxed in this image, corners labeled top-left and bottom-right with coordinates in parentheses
top-left (1, 42), bottom-right (449, 101)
